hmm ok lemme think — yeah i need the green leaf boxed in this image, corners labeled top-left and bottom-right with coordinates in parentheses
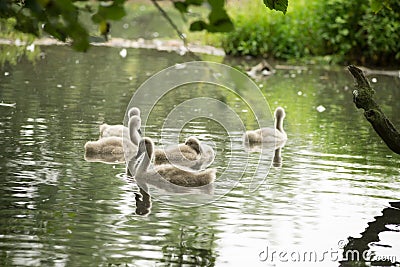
top-left (208, 9), bottom-right (233, 32)
top-left (370, 0), bottom-right (383, 13)
top-left (208, 19), bottom-right (233, 32)
top-left (173, 0), bottom-right (204, 14)
top-left (174, 2), bottom-right (188, 13)
top-left (100, 4), bottom-right (126, 20)
top-left (206, 0), bottom-right (233, 32)
top-left (186, 0), bottom-right (204, 5)
top-left (371, 0), bottom-right (392, 12)
top-left (99, 20), bottom-right (110, 36)
top-left (263, 0), bottom-right (288, 14)
top-left (92, 2), bottom-right (126, 23)
top-left (190, 20), bottom-right (208, 31)
top-left (13, 12), bottom-right (40, 36)
top-left (42, 23), bottom-right (67, 41)
top-left (91, 13), bottom-right (102, 23)
top-left (67, 23), bottom-right (90, 51)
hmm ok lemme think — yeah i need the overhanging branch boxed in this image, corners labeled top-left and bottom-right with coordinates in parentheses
top-left (348, 65), bottom-right (400, 154)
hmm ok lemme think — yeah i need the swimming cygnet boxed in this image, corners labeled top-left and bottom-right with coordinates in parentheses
top-left (154, 136), bottom-right (215, 170)
top-left (134, 137), bottom-right (216, 187)
top-left (99, 107), bottom-right (140, 139)
top-left (244, 107), bottom-right (287, 143)
top-left (85, 115), bottom-right (142, 157)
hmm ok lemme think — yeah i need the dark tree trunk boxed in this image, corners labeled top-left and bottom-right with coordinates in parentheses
top-left (348, 65), bottom-right (400, 154)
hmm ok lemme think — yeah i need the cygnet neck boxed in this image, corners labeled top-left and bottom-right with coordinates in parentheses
top-left (274, 108), bottom-right (285, 132)
top-left (137, 138), bottom-right (153, 175)
top-left (129, 116), bottom-right (141, 145)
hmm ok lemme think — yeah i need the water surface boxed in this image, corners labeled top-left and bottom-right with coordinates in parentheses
top-left (0, 46), bottom-right (399, 266)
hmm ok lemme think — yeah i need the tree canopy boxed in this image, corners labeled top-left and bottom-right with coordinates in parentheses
top-left (0, 0), bottom-right (288, 51)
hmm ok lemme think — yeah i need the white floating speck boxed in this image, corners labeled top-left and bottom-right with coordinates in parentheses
top-left (70, 85), bottom-right (76, 89)
top-left (75, 60), bottom-right (80, 64)
top-left (119, 48), bottom-right (127, 58)
top-left (290, 73), bottom-right (296, 78)
top-left (15, 39), bottom-right (22, 46)
top-left (316, 105), bottom-right (326, 112)
top-left (175, 63), bottom-right (186, 70)
top-left (371, 77), bottom-right (377, 83)
top-left (57, 84), bottom-right (62, 88)
top-left (4, 72), bottom-right (9, 76)
top-left (259, 84), bottom-right (263, 88)
top-left (26, 43), bottom-right (35, 52)
top-left (128, 76), bottom-right (133, 81)
top-left (178, 48), bottom-right (186, 56)
top-left (297, 91), bottom-right (303, 96)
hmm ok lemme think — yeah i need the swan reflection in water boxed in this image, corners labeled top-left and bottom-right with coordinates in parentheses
top-left (134, 187), bottom-right (152, 216)
top-left (244, 140), bottom-right (286, 168)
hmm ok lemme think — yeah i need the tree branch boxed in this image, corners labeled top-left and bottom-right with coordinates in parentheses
top-left (348, 65), bottom-right (400, 154)
top-left (150, 0), bottom-right (200, 60)
top-left (151, 0), bottom-right (187, 45)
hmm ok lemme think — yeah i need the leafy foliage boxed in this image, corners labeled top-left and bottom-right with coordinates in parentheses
top-left (263, 0), bottom-right (288, 14)
top-left (224, 0), bottom-right (400, 66)
top-left (0, 0), bottom-right (92, 51)
top-left (370, 0), bottom-right (393, 13)
top-left (184, 0), bottom-right (234, 32)
top-left (318, 0), bottom-right (400, 65)
top-left (0, 0), bottom-right (288, 52)
top-left (223, 1), bottom-right (320, 59)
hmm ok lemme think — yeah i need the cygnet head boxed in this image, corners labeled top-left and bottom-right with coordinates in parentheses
top-left (274, 107), bottom-right (286, 120)
top-left (184, 136), bottom-right (201, 154)
top-left (129, 115), bottom-right (141, 130)
top-left (128, 107), bottom-right (141, 118)
top-left (129, 115), bottom-right (142, 145)
top-left (99, 123), bottom-right (108, 136)
top-left (274, 107), bottom-right (286, 131)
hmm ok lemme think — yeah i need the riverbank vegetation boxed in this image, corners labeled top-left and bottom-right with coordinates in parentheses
top-left (221, 0), bottom-right (400, 66)
top-left (0, 0), bottom-right (399, 67)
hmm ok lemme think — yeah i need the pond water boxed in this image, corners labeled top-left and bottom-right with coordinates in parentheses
top-left (0, 45), bottom-right (399, 267)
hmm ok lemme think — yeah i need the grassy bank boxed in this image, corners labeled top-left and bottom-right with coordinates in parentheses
top-left (219, 0), bottom-right (400, 66)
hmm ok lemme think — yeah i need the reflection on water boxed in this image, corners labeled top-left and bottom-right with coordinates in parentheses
top-left (341, 202), bottom-right (400, 266)
top-left (0, 45), bottom-right (399, 266)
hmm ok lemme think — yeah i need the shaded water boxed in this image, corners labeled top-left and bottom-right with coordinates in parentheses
top-left (0, 46), bottom-right (399, 266)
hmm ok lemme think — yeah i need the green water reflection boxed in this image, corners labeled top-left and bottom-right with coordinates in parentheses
top-left (0, 46), bottom-right (399, 266)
